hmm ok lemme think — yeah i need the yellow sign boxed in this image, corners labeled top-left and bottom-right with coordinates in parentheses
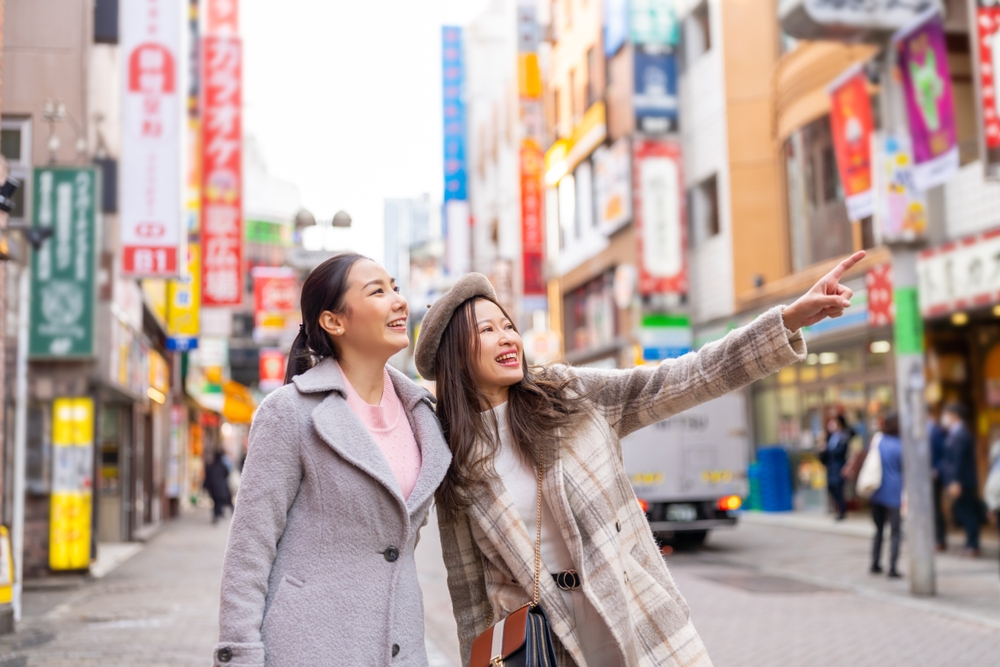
top-left (142, 279), bottom-right (169, 327)
top-left (518, 53), bottom-right (542, 98)
top-left (50, 398), bottom-right (94, 571)
top-left (167, 243), bottom-right (201, 339)
top-left (544, 101), bottom-right (607, 185)
top-left (0, 526), bottom-right (13, 604)
top-left (149, 349), bottom-right (170, 400)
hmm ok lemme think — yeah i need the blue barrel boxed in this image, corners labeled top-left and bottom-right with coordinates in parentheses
top-left (757, 446), bottom-right (793, 512)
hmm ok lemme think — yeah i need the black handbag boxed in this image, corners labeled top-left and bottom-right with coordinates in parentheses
top-left (468, 457), bottom-right (559, 667)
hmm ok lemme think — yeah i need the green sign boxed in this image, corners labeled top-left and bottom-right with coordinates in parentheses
top-left (631, 0), bottom-right (679, 47)
top-left (893, 286), bottom-right (924, 355)
top-left (246, 219), bottom-right (292, 247)
top-left (29, 167), bottom-right (99, 358)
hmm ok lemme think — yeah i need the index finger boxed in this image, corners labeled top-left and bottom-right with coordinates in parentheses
top-left (827, 250), bottom-right (866, 281)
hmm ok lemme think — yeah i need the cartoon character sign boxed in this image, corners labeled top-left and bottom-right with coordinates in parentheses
top-left (829, 68), bottom-right (875, 221)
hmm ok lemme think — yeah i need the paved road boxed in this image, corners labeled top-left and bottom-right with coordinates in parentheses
top-left (3, 508), bottom-right (998, 666)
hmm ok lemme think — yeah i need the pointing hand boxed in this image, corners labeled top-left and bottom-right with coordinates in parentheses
top-left (781, 251), bottom-right (866, 332)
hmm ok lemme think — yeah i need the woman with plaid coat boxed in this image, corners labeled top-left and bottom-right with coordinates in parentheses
top-left (413, 252), bottom-right (863, 667)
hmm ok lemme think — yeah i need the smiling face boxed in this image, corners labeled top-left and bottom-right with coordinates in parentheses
top-left (471, 298), bottom-right (524, 406)
top-left (319, 259), bottom-right (409, 362)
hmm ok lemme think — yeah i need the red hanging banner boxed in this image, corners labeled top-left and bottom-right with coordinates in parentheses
top-left (520, 140), bottom-right (545, 296)
top-left (828, 67), bottom-right (875, 221)
top-left (201, 35), bottom-right (243, 306)
top-left (972, 2), bottom-right (1000, 175)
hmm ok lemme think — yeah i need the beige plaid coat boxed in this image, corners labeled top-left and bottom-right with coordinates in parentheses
top-left (437, 306), bottom-right (806, 667)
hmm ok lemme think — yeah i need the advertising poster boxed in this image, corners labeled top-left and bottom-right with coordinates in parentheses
top-left (630, 0), bottom-right (679, 46)
top-left (971, 1), bottom-right (1000, 176)
top-left (120, 0), bottom-right (183, 277)
top-left (828, 67), bottom-right (875, 221)
top-left (201, 35), bottom-right (243, 305)
top-left (521, 141), bottom-right (546, 295)
top-left (593, 137), bottom-right (632, 235)
top-left (894, 11), bottom-right (959, 190)
top-left (633, 140), bottom-right (686, 296)
top-left (49, 398), bottom-right (94, 571)
top-left (167, 243), bottom-right (200, 351)
top-left (252, 267), bottom-right (299, 340)
top-left (634, 49), bottom-right (678, 134)
top-left (873, 133), bottom-right (928, 243)
top-left (259, 349), bottom-right (287, 394)
top-left (30, 167), bottom-right (98, 359)
top-left (442, 27), bottom-right (468, 203)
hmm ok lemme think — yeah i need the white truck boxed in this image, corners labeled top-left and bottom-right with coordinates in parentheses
top-left (621, 392), bottom-right (749, 547)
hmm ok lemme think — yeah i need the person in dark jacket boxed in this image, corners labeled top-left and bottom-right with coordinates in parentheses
top-left (942, 402), bottom-right (981, 557)
top-left (820, 415), bottom-right (851, 520)
top-left (929, 414), bottom-right (948, 551)
top-left (203, 450), bottom-right (233, 524)
top-left (870, 412), bottom-right (904, 578)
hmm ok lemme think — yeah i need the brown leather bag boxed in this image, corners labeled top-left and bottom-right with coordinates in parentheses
top-left (468, 458), bottom-right (559, 667)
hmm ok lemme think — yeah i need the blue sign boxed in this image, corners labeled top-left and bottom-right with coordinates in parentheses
top-left (442, 27), bottom-right (467, 202)
top-left (634, 49), bottom-right (678, 133)
top-left (166, 337), bottom-right (198, 352)
top-left (604, 0), bottom-right (629, 57)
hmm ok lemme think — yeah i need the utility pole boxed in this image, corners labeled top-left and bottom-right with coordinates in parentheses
top-left (878, 47), bottom-right (936, 597)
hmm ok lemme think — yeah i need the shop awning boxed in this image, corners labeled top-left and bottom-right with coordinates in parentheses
top-left (222, 380), bottom-right (256, 424)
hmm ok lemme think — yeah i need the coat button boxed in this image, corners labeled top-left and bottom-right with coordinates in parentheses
top-left (615, 519), bottom-right (622, 532)
top-left (392, 644), bottom-right (400, 657)
top-left (384, 546), bottom-right (400, 562)
top-left (217, 647), bottom-right (233, 663)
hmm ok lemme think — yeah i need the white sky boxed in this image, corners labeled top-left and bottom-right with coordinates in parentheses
top-left (242, 0), bottom-right (490, 264)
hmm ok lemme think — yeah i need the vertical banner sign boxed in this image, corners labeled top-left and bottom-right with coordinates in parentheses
top-left (633, 140), bottom-right (686, 296)
top-left (201, 35), bottom-right (243, 305)
top-left (518, 3), bottom-right (546, 296)
top-left (866, 263), bottom-right (895, 327)
top-left (442, 26), bottom-right (470, 276)
top-left (166, 243), bottom-right (200, 351)
top-left (874, 133), bottom-right (928, 242)
top-left (633, 50), bottom-right (678, 134)
top-left (259, 349), bottom-right (287, 394)
top-left (828, 67), bottom-right (875, 221)
top-left (251, 267), bottom-right (299, 340)
top-left (207, 0), bottom-right (239, 35)
top-left (30, 167), bottom-right (98, 358)
top-left (593, 138), bottom-right (633, 235)
top-left (894, 11), bottom-right (959, 191)
top-left (50, 398), bottom-right (94, 571)
top-left (121, 0), bottom-right (183, 277)
top-left (971, 1), bottom-right (1000, 176)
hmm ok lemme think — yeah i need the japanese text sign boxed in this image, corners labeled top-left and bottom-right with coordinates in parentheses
top-left (971, 1), bottom-right (1000, 175)
top-left (30, 167), bottom-right (98, 359)
top-left (121, 0), bottom-right (183, 277)
top-left (918, 228), bottom-right (1000, 316)
top-left (521, 140), bottom-right (546, 296)
top-left (828, 67), bottom-right (875, 220)
top-left (866, 263), bottom-right (894, 326)
top-left (201, 35), bottom-right (243, 306)
top-left (259, 349), bottom-right (286, 394)
top-left (442, 27), bottom-right (468, 202)
top-left (633, 140), bottom-right (686, 296)
top-left (207, 0), bottom-right (238, 35)
top-left (252, 267), bottom-right (299, 340)
top-left (895, 11), bottom-right (959, 190)
top-left (167, 243), bottom-right (201, 351)
top-left (50, 397), bottom-right (94, 571)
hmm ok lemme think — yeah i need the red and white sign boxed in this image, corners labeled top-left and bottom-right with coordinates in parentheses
top-left (974, 4), bottom-right (1000, 151)
top-left (918, 228), bottom-right (1000, 317)
top-left (258, 348), bottom-right (286, 393)
top-left (829, 68), bottom-right (875, 221)
top-left (121, 0), bottom-right (183, 277)
top-left (520, 139), bottom-right (545, 296)
top-left (866, 263), bottom-right (894, 327)
top-left (207, 0), bottom-right (239, 35)
top-left (201, 35), bottom-right (243, 306)
top-left (633, 140), bottom-right (686, 296)
top-left (252, 267), bottom-right (298, 339)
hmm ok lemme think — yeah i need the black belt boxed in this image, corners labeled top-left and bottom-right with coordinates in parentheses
top-left (552, 570), bottom-right (581, 591)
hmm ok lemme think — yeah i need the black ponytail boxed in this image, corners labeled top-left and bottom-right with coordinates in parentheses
top-left (282, 252), bottom-right (369, 384)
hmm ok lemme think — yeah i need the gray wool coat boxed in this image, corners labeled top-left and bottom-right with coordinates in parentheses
top-left (214, 358), bottom-right (452, 667)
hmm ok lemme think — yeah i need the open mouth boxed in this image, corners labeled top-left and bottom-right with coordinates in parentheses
top-left (387, 318), bottom-right (407, 329)
top-left (495, 351), bottom-right (519, 366)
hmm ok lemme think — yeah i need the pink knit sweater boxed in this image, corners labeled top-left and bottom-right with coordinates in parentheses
top-left (338, 362), bottom-right (422, 500)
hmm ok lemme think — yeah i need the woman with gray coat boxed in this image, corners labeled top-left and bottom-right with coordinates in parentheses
top-left (213, 253), bottom-right (451, 667)
top-left (414, 251), bottom-right (865, 667)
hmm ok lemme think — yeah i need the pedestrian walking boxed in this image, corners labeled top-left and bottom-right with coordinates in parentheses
top-left (414, 252), bottom-right (865, 667)
top-left (984, 441), bottom-right (1000, 582)
top-left (868, 412), bottom-right (904, 578)
top-left (929, 413), bottom-right (949, 551)
top-left (942, 402), bottom-right (982, 557)
top-left (820, 415), bottom-right (851, 521)
top-left (213, 254), bottom-right (451, 667)
top-left (203, 450), bottom-right (233, 523)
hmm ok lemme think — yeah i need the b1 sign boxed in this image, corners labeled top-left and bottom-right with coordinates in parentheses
top-left (121, 0), bottom-right (183, 277)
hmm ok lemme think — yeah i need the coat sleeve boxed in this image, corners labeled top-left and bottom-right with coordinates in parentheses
top-left (214, 389), bottom-right (304, 667)
top-left (437, 504), bottom-right (491, 667)
top-left (567, 306), bottom-right (806, 439)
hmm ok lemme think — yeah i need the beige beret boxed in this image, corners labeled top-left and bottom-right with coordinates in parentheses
top-left (414, 273), bottom-right (497, 380)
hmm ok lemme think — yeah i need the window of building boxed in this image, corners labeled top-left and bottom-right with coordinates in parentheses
top-left (94, 0), bottom-right (119, 44)
top-left (687, 174), bottom-right (719, 247)
top-left (586, 47), bottom-right (598, 108)
top-left (786, 115), bottom-right (853, 271)
top-left (568, 69), bottom-right (577, 124)
top-left (1, 118), bottom-right (32, 224)
top-left (554, 88), bottom-right (563, 137)
top-left (26, 403), bottom-right (51, 495)
top-left (684, 1), bottom-right (711, 64)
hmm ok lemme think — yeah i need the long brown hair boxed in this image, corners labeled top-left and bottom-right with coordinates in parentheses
top-left (434, 296), bottom-right (588, 522)
top-left (283, 252), bottom-right (369, 384)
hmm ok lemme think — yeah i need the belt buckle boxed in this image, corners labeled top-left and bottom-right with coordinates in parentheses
top-left (555, 569), bottom-right (581, 591)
